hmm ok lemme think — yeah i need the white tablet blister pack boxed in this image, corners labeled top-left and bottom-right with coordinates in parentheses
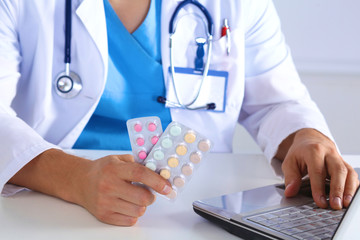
top-left (143, 121), bottom-right (213, 200)
top-left (126, 117), bottom-right (163, 164)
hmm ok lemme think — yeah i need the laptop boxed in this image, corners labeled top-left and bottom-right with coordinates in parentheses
top-left (193, 168), bottom-right (360, 240)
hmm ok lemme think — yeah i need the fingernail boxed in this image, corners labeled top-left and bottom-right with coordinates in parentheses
top-left (285, 180), bottom-right (295, 193)
top-left (285, 182), bottom-right (293, 190)
top-left (162, 185), bottom-right (172, 194)
top-left (320, 196), bottom-right (327, 206)
top-left (344, 195), bottom-right (353, 204)
top-left (332, 197), bottom-right (342, 209)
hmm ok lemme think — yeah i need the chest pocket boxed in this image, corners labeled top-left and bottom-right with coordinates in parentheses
top-left (170, 17), bottom-right (237, 73)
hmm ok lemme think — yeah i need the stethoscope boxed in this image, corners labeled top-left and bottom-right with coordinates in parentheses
top-left (55, 0), bottom-right (214, 110)
top-left (54, 0), bottom-right (82, 98)
top-left (157, 0), bottom-right (216, 110)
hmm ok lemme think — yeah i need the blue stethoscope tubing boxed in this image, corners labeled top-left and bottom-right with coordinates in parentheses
top-left (64, 0), bottom-right (71, 66)
top-left (55, 0), bottom-right (82, 98)
top-left (169, 0), bottom-right (214, 35)
top-left (163, 0), bottom-right (215, 110)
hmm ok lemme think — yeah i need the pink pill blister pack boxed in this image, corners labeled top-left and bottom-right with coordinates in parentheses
top-left (143, 121), bottom-right (213, 200)
top-left (126, 117), bottom-right (163, 164)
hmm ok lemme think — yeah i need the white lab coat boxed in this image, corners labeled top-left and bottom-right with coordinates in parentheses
top-left (0, 0), bottom-right (333, 195)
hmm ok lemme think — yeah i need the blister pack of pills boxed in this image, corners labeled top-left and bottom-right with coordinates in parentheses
top-left (143, 121), bottom-right (213, 200)
top-left (126, 116), bottom-right (163, 164)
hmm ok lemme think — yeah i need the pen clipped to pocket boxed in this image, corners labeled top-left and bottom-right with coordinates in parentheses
top-left (221, 18), bottom-right (231, 55)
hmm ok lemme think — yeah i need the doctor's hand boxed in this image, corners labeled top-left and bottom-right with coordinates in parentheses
top-left (9, 149), bottom-right (172, 226)
top-left (75, 154), bottom-right (172, 226)
top-left (276, 128), bottom-right (359, 210)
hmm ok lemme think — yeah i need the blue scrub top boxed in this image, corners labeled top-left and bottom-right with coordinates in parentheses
top-left (74, 0), bottom-right (171, 150)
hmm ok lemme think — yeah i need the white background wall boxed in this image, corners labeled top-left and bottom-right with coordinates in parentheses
top-left (233, 0), bottom-right (360, 155)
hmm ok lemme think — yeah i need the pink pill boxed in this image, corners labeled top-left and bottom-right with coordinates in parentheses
top-left (138, 151), bottom-right (147, 160)
top-left (151, 136), bottom-right (159, 145)
top-left (148, 122), bottom-right (157, 132)
top-left (136, 137), bottom-right (145, 146)
top-left (134, 123), bottom-right (142, 132)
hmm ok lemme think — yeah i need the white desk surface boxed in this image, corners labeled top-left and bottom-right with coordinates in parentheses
top-left (1, 150), bottom-right (359, 240)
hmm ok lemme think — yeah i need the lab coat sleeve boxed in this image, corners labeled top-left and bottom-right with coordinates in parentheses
top-left (238, 0), bottom-right (335, 164)
top-left (0, 0), bottom-right (59, 196)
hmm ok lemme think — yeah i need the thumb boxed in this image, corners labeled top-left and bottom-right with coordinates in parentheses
top-left (282, 159), bottom-right (303, 197)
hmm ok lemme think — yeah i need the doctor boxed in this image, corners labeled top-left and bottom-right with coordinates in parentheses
top-left (0, 0), bottom-right (358, 226)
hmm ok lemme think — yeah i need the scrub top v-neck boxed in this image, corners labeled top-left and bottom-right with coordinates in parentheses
top-left (74, 0), bottom-right (171, 150)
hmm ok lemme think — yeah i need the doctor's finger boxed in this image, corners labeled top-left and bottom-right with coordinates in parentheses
top-left (116, 180), bottom-right (156, 206)
top-left (98, 211), bottom-right (139, 226)
top-left (110, 198), bottom-right (147, 218)
top-left (341, 161), bottom-right (359, 207)
top-left (326, 155), bottom-right (347, 210)
top-left (118, 163), bottom-right (172, 196)
top-left (90, 196), bottom-right (147, 223)
top-left (281, 157), bottom-right (303, 198)
top-left (307, 156), bottom-right (328, 209)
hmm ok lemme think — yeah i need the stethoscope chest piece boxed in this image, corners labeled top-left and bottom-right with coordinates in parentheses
top-left (55, 71), bottom-right (82, 98)
top-left (54, 0), bottom-right (82, 99)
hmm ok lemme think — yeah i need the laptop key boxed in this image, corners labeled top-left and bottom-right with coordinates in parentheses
top-left (305, 215), bottom-right (323, 222)
top-left (326, 223), bottom-right (339, 231)
top-left (248, 215), bottom-right (267, 223)
top-left (280, 227), bottom-right (302, 236)
top-left (259, 217), bottom-right (289, 226)
top-left (332, 216), bottom-right (343, 222)
top-left (271, 209), bottom-right (291, 217)
top-left (303, 236), bottom-right (322, 240)
top-left (296, 205), bottom-right (314, 211)
top-left (304, 236), bottom-right (322, 240)
top-left (314, 233), bottom-right (333, 239)
top-left (305, 203), bottom-right (318, 208)
top-left (274, 218), bottom-right (312, 230)
top-left (257, 219), bottom-right (278, 227)
top-left (306, 227), bottom-right (331, 236)
top-left (308, 222), bottom-right (328, 228)
top-left (262, 213), bottom-right (278, 219)
top-left (328, 209), bottom-right (345, 216)
top-left (319, 218), bottom-right (338, 225)
top-left (293, 223), bottom-right (317, 232)
top-left (301, 210), bottom-right (317, 216)
top-left (293, 231), bottom-right (317, 239)
top-left (309, 208), bottom-right (330, 214)
top-left (285, 207), bottom-right (302, 214)
top-left (280, 207), bottom-right (301, 215)
top-left (270, 217), bottom-right (288, 225)
top-left (317, 213), bottom-right (333, 219)
top-left (282, 213), bottom-right (307, 220)
top-left (268, 224), bottom-right (282, 231)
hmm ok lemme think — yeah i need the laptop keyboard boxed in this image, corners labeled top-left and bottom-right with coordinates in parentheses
top-left (247, 202), bottom-right (346, 240)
